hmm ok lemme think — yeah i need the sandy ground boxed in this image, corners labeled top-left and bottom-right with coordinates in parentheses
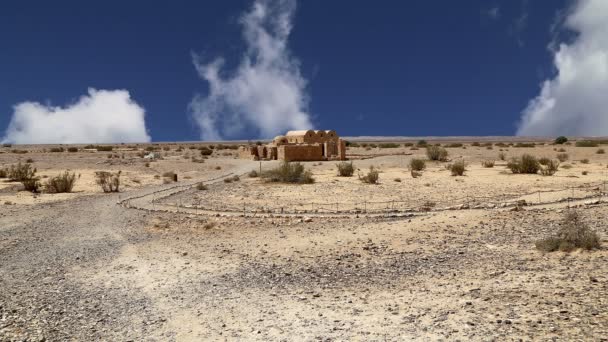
top-left (1, 140), bottom-right (607, 341)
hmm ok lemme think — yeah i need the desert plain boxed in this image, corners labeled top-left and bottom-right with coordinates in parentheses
top-left (1, 138), bottom-right (607, 341)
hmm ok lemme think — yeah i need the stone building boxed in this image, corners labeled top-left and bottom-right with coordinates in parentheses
top-left (238, 130), bottom-right (346, 162)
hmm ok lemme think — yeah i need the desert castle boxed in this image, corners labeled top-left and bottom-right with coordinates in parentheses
top-left (238, 130), bottom-right (347, 161)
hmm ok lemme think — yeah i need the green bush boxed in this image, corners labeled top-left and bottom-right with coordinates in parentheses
top-left (45, 171), bottom-right (77, 193)
top-left (448, 160), bottom-right (466, 176)
top-left (359, 166), bottom-right (379, 184)
top-left (536, 211), bottom-right (601, 252)
top-left (336, 162), bottom-right (355, 177)
top-left (426, 145), bottom-right (448, 161)
top-left (507, 154), bottom-right (540, 174)
top-left (554, 136), bottom-right (568, 144)
top-left (409, 158), bottom-right (426, 171)
top-left (575, 140), bottom-right (598, 147)
top-left (261, 161), bottom-right (314, 184)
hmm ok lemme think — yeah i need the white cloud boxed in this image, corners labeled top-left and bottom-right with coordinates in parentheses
top-left (518, 0), bottom-right (608, 136)
top-left (487, 6), bottom-right (501, 20)
top-left (2, 88), bottom-right (150, 144)
top-left (189, 0), bottom-right (313, 141)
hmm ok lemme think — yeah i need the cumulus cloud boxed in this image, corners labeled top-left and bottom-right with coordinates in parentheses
top-left (518, 0), bottom-right (608, 136)
top-left (2, 88), bottom-right (150, 144)
top-left (189, 0), bottom-right (313, 141)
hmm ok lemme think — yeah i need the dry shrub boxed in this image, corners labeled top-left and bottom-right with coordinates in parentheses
top-left (426, 145), bottom-right (448, 161)
top-left (536, 211), bottom-right (601, 252)
top-left (481, 160), bottom-right (495, 168)
top-left (262, 161), bottom-right (314, 184)
top-left (8, 162), bottom-right (37, 182)
top-left (597, 148), bottom-right (605, 154)
top-left (445, 143), bottom-right (463, 148)
top-left (200, 147), bottom-right (213, 156)
top-left (336, 161), bottom-right (355, 177)
top-left (498, 152), bottom-right (506, 161)
top-left (393, 178), bottom-right (401, 182)
top-left (359, 166), bottom-right (379, 184)
top-left (580, 158), bottom-right (590, 164)
top-left (556, 153), bottom-right (569, 162)
top-left (49, 147), bottom-right (64, 153)
top-left (0, 169), bottom-right (6, 178)
top-left (409, 158), bottom-right (426, 171)
top-left (514, 142), bottom-right (535, 148)
top-left (507, 154), bottom-right (539, 174)
top-left (248, 170), bottom-right (259, 178)
top-left (67, 147), bottom-right (78, 152)
top-left (95, 171), bottom-right (121, 193)
top-left (45, 171), bottom-right (77, 193)
top-left (540, 160), bottom-right (560, 176)
top-left (203, 221), bottom-right (217, 230)
top-left (582, 171), bottom-right (589, 175)
top-left (538, 157), bottom-right (551, 166)
top-left (410, 170), bottom-right (422, 178)
top-left (196, 182), bottom-right (208, 190)
top-left (223, 177), bottom-right (233, 183)
top-left (448, 160), bottom-right (466, 176)
top-left (561, 164), bottom-right (572, 169)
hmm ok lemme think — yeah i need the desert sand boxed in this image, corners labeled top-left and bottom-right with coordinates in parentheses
top-left (1, 139), bottom-right (607, 341)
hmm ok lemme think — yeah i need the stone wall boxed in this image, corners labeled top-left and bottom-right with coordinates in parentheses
top-left (278, 144), bottom-right (323, 162)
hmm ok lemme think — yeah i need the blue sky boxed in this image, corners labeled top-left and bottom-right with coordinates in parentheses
top-left (4, 0), bottom-right (604, 143)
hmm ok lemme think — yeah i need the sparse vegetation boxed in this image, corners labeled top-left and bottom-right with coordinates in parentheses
top-left (596, 148), bottom-right (605, 154)
top-left (448, 160), bottom-right (466, 176)
top-left (426, 145), bottom-right (448, 161)
top-left (49, 147), bottom-right (64, 153)
top-left (409, 158), bottom-right (426, 171)
top-left (378, 143), bottom-right (399, 148)
top-left (336, 161), bottom-right (355, 177)
top-left (416, 140), bottom-right (428, 147)
top-left (445, 143), bottom-right (463, 148)
top-left (514, 142), bottom-right (535, 148)
top-left (535, 211), bottom-right (601, 252)
top-left (507, 154), bottom-right (540, 174)
top-left (261, 161), bottom-right (314, 184)
top-left (359, 166), bottom-right (379, 184)
top-left (575, 140), bottom-right (598, 147)
top-left (45, 171), bottom-right (77, 193)
top-left (8, 162), bottom-right (37, 182)
top-left (554, 136), bottom-right (568, 144)
top-left (95, 171), bottom-right (121, 193)
top-left (67, 147), bottom-right (78, 152)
